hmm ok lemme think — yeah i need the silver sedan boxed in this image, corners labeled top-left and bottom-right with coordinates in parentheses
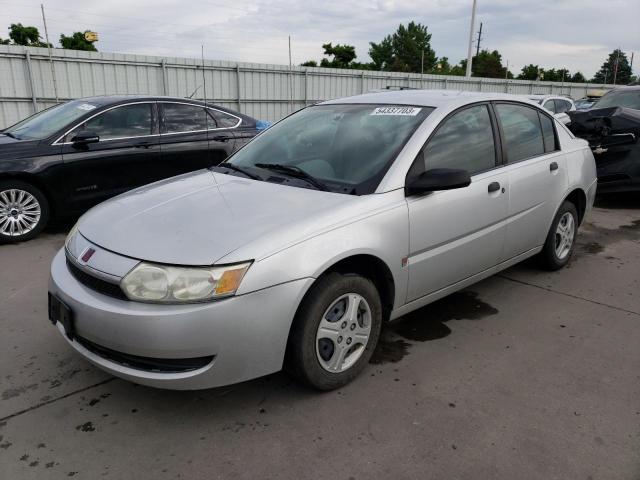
top-left (49, 90), bottom-right (597, 390)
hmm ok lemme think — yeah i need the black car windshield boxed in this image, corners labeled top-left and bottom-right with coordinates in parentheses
top-left (4, 100), bottom-right (99, 140)
top-left (228, 104), bottom-right (432, 194)
top-left (594, 90), bottom-right (640, 110)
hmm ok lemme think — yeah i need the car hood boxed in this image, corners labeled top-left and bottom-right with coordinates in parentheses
top-left (0, 135), bottom-right (41, 159)
top-left (78, 170), bottom-right (355, 265)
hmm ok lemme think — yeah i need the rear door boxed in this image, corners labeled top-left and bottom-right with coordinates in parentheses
top-left (493, 102), bottom-right (568, 261)
top-left (60, 102), bottom-right (160, 210)
top-left (158, 102), bottom-right (237, 177)
top-left (406, 103), bottom-right (509, 301)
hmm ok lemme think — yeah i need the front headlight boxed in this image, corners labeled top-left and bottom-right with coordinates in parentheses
top-left (65, 222), bottom-right (79, 250)
top-left (121, 261), bottom-right (251, 303)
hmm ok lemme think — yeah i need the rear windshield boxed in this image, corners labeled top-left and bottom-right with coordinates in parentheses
top-left (4, 100), bottom-right (99, 140)
top-left (594, 90), bottom-right (640, 110)
top-left (229, 104), bottom-right (432, 194)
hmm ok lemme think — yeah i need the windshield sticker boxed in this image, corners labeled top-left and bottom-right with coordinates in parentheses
top-left (77, 103), bottom-right (97, 111)
top-left (371, 106), bottom-right (422, 116)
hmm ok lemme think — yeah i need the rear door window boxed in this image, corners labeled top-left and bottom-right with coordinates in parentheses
top-left (555, 99), bottom-right (572, 113)
top-left (209, 109), bottom-right (240, 128)
top-left (162, 103), bottom-right (209, 133)
top-left (495, 104), bottom-right (545, 162)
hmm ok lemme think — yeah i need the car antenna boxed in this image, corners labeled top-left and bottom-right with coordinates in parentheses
top-left (187, 85), bottom-right (201, 99)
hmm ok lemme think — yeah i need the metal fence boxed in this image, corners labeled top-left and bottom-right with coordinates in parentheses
top-left (0, 44), bottom-right (610, 129)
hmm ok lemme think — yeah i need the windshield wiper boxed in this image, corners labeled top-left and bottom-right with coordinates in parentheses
top-left (1, 132), bottom-right (18, 139)
top-left (254, 163), bottom-right (330, 191)
top-left (215, 162), bottom-right (262, 180)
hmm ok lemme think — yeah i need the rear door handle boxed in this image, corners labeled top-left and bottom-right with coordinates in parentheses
top-left (212, 135), bottom-right (232, 142)
top-left (488, 181), bottom-right (500, 193)
top-left (134, 141), bottom-right (151, 149)
top-left (550, 161), bottom-right (558, 171)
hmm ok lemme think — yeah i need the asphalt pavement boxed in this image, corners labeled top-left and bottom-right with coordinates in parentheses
top-left (1, 196), bottom-right (639, 480)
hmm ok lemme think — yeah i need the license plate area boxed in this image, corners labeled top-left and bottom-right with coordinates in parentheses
top-left (48, 293), bottom-right (75, 340)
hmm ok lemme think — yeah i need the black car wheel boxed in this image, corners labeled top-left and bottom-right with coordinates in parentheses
top-left (538, 200), bottom-right (578, 270)
top-left (0, 180), bottom-right (49, 243)
top-left (286, 272), bottom-right (382, 390)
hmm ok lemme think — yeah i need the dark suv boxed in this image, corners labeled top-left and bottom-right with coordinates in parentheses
top-left (0, 95), bottom-right (264, 242)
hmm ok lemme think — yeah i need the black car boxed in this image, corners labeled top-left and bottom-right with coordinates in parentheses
top-left (568, 86), bottom-right (640, 194)
top-left (0, 95), bottom-right (264, 242)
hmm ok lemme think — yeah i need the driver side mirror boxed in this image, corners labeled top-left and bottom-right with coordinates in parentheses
top-left (405, 168), bottom-right (471, 196)
top-left (71, 131), bottom-right (99, 145)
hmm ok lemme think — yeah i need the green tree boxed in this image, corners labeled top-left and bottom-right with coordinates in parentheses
top-left (517, 64), bottom-right (541, 80)
top-left (7, 23), bottom-right (51, 47)
top-left (369, 22), bottom-right (436, 73)
top-left (571, 71), bottom-right (586, 83)
top-left (319, 43), bottom-right (357, 68)
top-left (0, 37), bottom-right (9, 45)
top-left (471, 50), bottom-right (508, 78)
top-left (60, 32), bottom-right (97, 51)
top-left (300, 60), bottom-right (318, 67)
top-left (592, 49), bottom-right (632, 84)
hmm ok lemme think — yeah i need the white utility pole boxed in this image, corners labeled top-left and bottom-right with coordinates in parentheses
top-left (288, 36), bottom-right (293, 113)
top-left (41, 4), bottom-right (59, 102)
top-left (465, 0), bottom-right (478, 77)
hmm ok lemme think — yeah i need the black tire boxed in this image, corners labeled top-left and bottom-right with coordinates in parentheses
top-left (286, 272), bottom-right (382, 391)
top-left (0, 180), bottom-right (50, 244)
top-left (538, 200), bottom-right (578, 271)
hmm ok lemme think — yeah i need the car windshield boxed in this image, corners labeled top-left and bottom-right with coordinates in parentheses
top-left (3, 100), bottom-right (99, 140)
top-left (227, 104), bottom-right (432, 194)
top-left (593, 90), bottom-right (640, 110)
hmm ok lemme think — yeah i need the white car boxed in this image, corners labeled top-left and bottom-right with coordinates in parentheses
top-left (528, 95), bottom-right (576, 125)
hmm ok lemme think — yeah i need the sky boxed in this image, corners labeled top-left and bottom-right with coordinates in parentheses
top-left (1, 0), bottom-right (638, 78)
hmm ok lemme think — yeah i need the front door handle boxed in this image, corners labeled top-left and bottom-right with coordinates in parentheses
top-left (488, 181), bottom-right (500, 193)
top-left (550, 161), bottom-right (559, 171)
top-left (212, 135), bottom-right (232, 142)
top-left (134, 141), bottom-right (151, 149)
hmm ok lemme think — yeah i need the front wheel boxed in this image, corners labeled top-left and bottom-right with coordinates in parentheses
top-left (0, 180), bottom-right (49, 243)
top-left (538, 200), bottom-right (578, 270)
top-left (286, 272), bottom-right (382, 390)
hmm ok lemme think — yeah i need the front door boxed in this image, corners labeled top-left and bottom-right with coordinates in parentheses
top-left (406, 103), bottom-right (508, 302)
top-left (60, 102), bottom-right (160, 211)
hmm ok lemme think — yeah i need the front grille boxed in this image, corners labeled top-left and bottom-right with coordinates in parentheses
top-left (76, 336), bottom-right (215, 373)
top-left (66, 258), bottom-right (129, 301)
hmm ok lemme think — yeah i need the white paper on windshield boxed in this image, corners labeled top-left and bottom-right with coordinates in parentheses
top-left (77, 103), bottom-right (97, 111)
top-left (371, 106), bottom-right (421, 116)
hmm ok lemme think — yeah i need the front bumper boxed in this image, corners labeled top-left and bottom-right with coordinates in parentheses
top-left (49, 249), bottom-right (313, 389)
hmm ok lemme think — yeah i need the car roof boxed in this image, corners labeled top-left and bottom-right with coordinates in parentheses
top-left (69, 95), bottom-right (257, 122)
top-left (320, 89), bottom-right (548, 108)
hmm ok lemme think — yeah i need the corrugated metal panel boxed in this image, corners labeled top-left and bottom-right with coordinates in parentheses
top-left (0, 44), bottom-right (611, 128)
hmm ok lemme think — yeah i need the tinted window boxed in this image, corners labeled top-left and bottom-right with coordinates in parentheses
top-left (210, 109), bottom-right (239, 128)
top-left (555, 99), bottom-right (572, 113)
top-left (594, 89), bottom-right (640, 109)
top-left (416, 104), bottom-right (496, 175)
top-left (543, 100), bottom-right (556, 113)
top-left (496, 104), bottom-right (545, 162)
top-left (77, 104), bottom-right (152, 140)
top-left (163, 103), bottom-right (209, 133)
top-left (539, 113), bottom-right (557, 153)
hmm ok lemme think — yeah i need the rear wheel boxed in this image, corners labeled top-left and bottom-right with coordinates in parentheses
top-left (0, 180), bottom-right (49, 243)
top-left (538, 200), bottom-right (578, 270)
top-left (286, 272), bottom-right (382, 390)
